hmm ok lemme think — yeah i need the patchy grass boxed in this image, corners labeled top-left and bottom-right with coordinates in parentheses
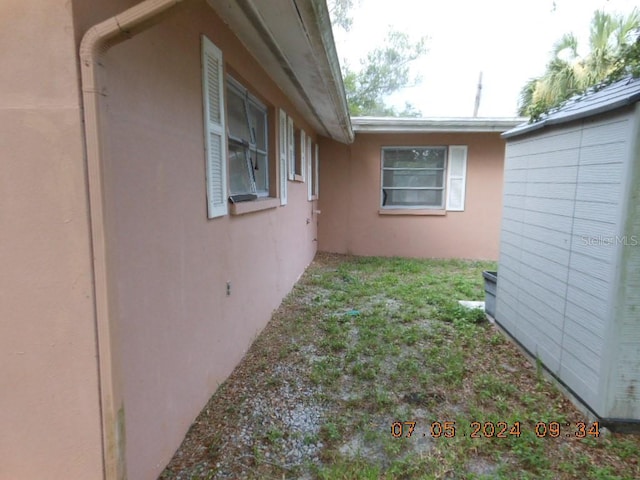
top-left (161, 253), bottom-right (640, 479)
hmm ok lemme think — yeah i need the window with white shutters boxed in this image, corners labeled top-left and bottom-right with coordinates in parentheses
top-left (380, 146), bottom-right (467, 211)
top-left (202, 36), bottom-right (227, 218)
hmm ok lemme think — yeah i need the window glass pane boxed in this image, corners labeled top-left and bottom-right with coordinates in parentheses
top-left (253, 152), bottom-right (268, 194)
top-left (228, 144), bottom-right (254, 195)
top-left (249, 102), bottom-right (267, 150)
top-left (227, 87), bottom-right (250, 141)
top-left (383, 148), bottom-right (445, 169)
top-left (227, 78), bottom-right (270, 199)
top-left (381, 147), bottom-right (447, 208)
top-left (382, 188), bottom-right (444, 208)
top-left (383, 170), bottom-right (444, 188)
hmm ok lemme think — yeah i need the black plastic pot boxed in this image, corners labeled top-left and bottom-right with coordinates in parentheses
top-left (482, 271), bottom-right (497, 318)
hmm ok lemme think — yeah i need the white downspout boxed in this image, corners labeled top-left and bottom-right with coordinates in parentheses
top-left (79, 1), bottom-right (183, 478)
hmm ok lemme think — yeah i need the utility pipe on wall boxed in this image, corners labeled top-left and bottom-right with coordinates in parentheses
top-left (79, 1), bottom-right (183, 478)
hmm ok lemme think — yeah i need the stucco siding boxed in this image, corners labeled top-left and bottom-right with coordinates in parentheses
top-left (498, 111), bottom-right (632, 417)
top-left (92, 2), bottom-right (321, 478)
top-left (0, 1), bottom-right (104, 479)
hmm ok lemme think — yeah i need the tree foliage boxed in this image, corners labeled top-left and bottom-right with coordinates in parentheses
top-left (328, 0), bottom-right (355, 31)
top-left (518, 8), bottom-right (640, 120)
top-left (342, 31), bottom-right (427, 116)
top-left (328, 0), bottom-right (428, 117)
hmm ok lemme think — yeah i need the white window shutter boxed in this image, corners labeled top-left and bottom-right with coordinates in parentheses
top-left (300, 130), bottom-right (307, 180)
top-left (306, 134), bottom-right (313, 200)
top-left (446, 145), bottom-right (467, 211)
top-left (287, 117), bottom-right (295, 181)
top-left (278, 109), bottom-right (288, 205)
top-left (314, 143), bottom-right (319, 199)
top-left (202, 36), bottom-right (227, 218)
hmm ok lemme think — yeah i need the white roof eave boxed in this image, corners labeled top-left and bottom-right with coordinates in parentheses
top-left (207, 0), bottom-right (353, 143)
top-left (352, 116), bottom-right (527, 134)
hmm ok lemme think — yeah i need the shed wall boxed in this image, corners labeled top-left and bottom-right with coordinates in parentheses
top-left (605, 104), bottom-right (640, 419)
top-left (497, 110), bottom-right (632, 416)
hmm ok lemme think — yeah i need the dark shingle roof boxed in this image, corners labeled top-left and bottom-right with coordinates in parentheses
top-left (503, 76), bottom-right (640, 138)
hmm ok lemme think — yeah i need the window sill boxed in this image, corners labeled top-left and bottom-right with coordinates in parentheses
top-left (379, 209), bottom-right (447, 216)
top-left (293, 174), bottom-right (305, 183)
top-left (230, 197), bottom-right (280, 215)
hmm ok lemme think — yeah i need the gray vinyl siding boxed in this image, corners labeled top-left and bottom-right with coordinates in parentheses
top-left (497, 111), bottom-right (632, 416)
top-left (605, 105), bottom-right (640, 419)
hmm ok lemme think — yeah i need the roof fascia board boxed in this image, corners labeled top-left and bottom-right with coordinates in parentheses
top-left (352, 117), bottom-right (526, 134)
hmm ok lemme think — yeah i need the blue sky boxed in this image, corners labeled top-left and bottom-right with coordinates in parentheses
top-left (332, 0), bottom-right (639, 117)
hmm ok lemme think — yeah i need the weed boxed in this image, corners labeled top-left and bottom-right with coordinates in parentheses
top-left (265, 427), bottom-right (283, 443)
top-left (605, 437), bottom-right (640, 459)
top-left (535, 354), bottom-right (544, 382)
top-left (315, 458), bottom-right (382, 480)
top-left (320, 421), bottom-right (342, 443)
top-left (303, 433), bottom-right (318, 445)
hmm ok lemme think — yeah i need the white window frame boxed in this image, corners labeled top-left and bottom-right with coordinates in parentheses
top-left (202, 35), bottom-right (227, 218)
top-left (380, 146), bottom-right (467, 211)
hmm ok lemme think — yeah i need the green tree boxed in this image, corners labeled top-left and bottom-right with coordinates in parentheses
top-left (608, 24), bottom-right (640, 79)
top-left (342, 31), bottom-right (427, 116)
top-left (328, 1), bottom-right (428, 116)
top-left (518, 8), bottom-right (640, 120)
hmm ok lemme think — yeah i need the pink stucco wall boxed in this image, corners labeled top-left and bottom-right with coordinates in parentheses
top-left (2, 0), bottom-right (321, 478)
top-left (0, 0), bottom-right (103, 478)
top-left (318, 132), bottom-right (506, 260)
top-left (98, 2), bottom-right (319, 478)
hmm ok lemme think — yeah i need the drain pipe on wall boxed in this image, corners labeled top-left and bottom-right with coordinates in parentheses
top-left (79, 1), bottom-right (183, 478)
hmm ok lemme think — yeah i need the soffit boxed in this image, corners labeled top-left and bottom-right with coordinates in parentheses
top-left (207, 0), bottom-right (353, 143)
